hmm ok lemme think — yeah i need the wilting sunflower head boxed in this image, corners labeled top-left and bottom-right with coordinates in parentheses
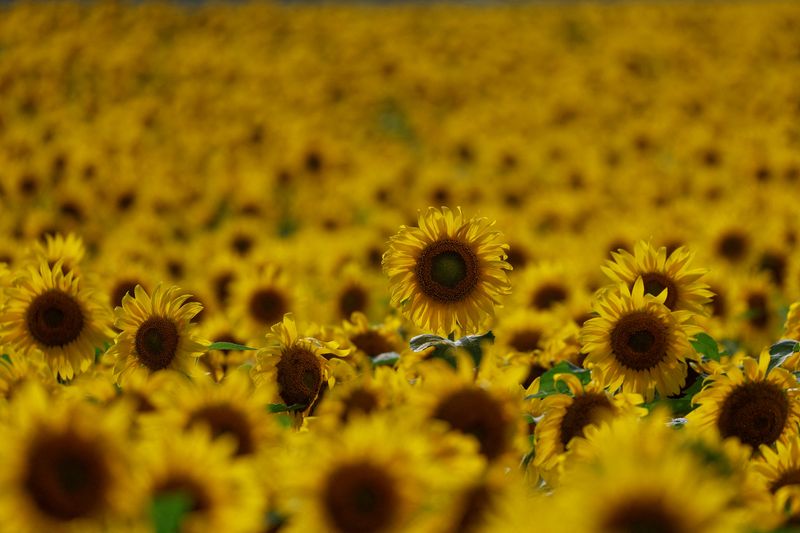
top-left (253, 313), bottom-right (349, 412)
top-left (382, 206), bottom-right (511, 336)
top-left (108, 284), bottom-right (208, 384)
top-left (0, 260), bottom-right (113, 380)
top-left (687, 352), bottom-right (800, 451)
top-left (581, 277), bottom-right (699, 401)
top-left (0, 382), bottom-right (134, 533)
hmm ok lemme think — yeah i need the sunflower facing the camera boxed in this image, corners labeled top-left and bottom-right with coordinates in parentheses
top-left (383, 206), bottom-right (512, 336)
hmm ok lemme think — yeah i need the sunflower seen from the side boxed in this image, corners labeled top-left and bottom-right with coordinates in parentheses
top-left (0, 382), bottom-right (134, 532)
top-left (749, 438), bottom-right (800, 525)
top-left (0, 260), bottom-right (113, 380)
top-left (601, 240), bottom-right (713, 313)
top-left (108, 284), bottom-right (207, 384)
top-left (581, 277), bottom-right (699, 401)
top-left (382, 206), bottom-right (511, 336)
top-left (687, 352), bottom-right (800, 450)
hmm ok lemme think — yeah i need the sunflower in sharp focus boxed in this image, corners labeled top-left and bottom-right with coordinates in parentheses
top-left (601, 240), bottom-right (713, 313)
top-left (252, 314), bottom-right (349, 413)
top-left (132, 428), bottom-right (264, 533)
top-left (382, 206), bottom-right (511, 336)
top-left (581, 277), bottom-right (699, 401)
top-left (687, 352), bottom-right (800, 450)
top-left (108, 284), bottom-right (207, 384)
top-left (0, 260), bottom-right (112, 379)
top-left (0, 382), bottom-right (133, 532)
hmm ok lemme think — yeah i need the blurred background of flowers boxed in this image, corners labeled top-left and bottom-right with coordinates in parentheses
top-left (1, 1), bottom-right (800, 532)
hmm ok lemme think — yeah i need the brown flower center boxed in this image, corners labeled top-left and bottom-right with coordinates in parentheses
top-left (324, 462), bottom-right (398, 533)
top-left (187, 404), bottom-right (255, 456)
top-left (640, 272), bottom-right (678, 310)
top-left (340, 388), bottom-right (379, 423)
top-left (24, 431), bottom-right (110, 521)
top-left (610, 310), bottom-right (670, 371)
top-left (247, 288), bottom-right (288, 326)
top-left (26, 289), bottom-right (85, 348)
top-left (559, 393), bottom-right (614, 448)
top-left (717, 381), bottom-right (789, 448)
top-left (603, 496), bottom-right (684, 533)
top-left (338, 285), bottom-right (369, 319)
top-left (716, 231), bottom-right (749, 263)
top-left (509, 329), bottom-right (542, 353)
top-left (452, 485), bottom-right (494, 533)
top-left (110, 279), bottom-right (142, 309)
top-left (415, 239), bottom-right (479, 303)
top-left (155, 475), bottom-right (212, 513)
top-left (771, 468), bottom-right (800, 494)
top-left (275, 346), bottom-right (322, 406)
top-left (531, 283), bottom-right (568, 310)
top-left (433, 388), bottom-right (508, 460)
top-left (134, 316), bottom-right (180, 371)
top-left (746, 293), bottom-right (770, 329)
top-left (350, 330), bottom-right (394, 359)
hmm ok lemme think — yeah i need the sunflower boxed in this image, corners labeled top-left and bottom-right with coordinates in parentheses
top-left (750, 438), bottom-right (800, 521)
top-left (548, 411), bottom-right (751, 533)
top-left (382, 206), bottom-right (512, 336)
top-left (280, 414), bottom-right (463, 533)
top-left (0, 382), bottom-right (134, 532)
top-left (197, 314), bottom-right (251, 382)
top-left (132, 427), bottom-right (264, 533)
top-left (0, 354), bottom-right (58, 402)
top-left (147, 370), bottom-right (278, 458)
top-left (25, 232), bottom-right (86, 279)
top-left (581, 277), bottom-right (699, 401)
top-left (513, 261), bottom-right (580, 313)
top-left (252, 314), bottom-right (349, 413)
top-left (108, 284), bottom-right (207, 384)
top-left (0, 260), bottom-right (113, 379)
top-left (336, 311), bottom-right (405, 364)
top-left (229, 263), bottom-right (298, 342)
top-left (413, 350), bottom-right (527, 464)
top-left (601, 240), bottom-right (712, 313)
top-left (687, 352), bottom-right (800, 450)
top-left (493, 308), bottom-right (560, 358)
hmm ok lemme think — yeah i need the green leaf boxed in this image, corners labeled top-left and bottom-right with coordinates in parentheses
top-left (643, 376), bottom-right (705, 416)
top-left (409, 334), bottom-right (449, 352)
top-left (206, 341), bottom-right (256, 352)
top-left (691, 333), bottom-right (721, 362)
top-left (267, 403), bottom-right (305, 413)
top-left (0, 354), bottom-right (11, 364)
top-left (275, 414), bottom-right (294, 428)
top-left (151, 491), bottom-right (192, 533)
top-left (526, 361), bottom-right (590, 400)
top-left (371, 352), bottom-right (400, 367)
top-left (768, 340), bottom-right (800, 371)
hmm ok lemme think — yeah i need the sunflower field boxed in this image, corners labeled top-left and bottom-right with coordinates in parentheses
top-left (1, 1), bottom-right (800, 532)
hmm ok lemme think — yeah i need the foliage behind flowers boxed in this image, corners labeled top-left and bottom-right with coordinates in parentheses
top-left (1, 1), bottom-right (800, 531)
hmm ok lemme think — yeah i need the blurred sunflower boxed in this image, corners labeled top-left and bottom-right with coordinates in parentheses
top-left (751, 438), bottom-right (800, 519)
top-left (0, 260), bottom-right (112, 379)
top-left (133, 428), bottom-right (264, 533)
top-left (0, 382), bottom-right (133, 532)
top-left (25, 232), bottom-right (86, 279)
top-left (383, 206), bottom-right (511, 336)
top-left (230, 263), bottom-right (298, 341)
top-left (687, 352), bottom-right (800, 450)
top-left (108, 284), bottom-right (207, 383)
